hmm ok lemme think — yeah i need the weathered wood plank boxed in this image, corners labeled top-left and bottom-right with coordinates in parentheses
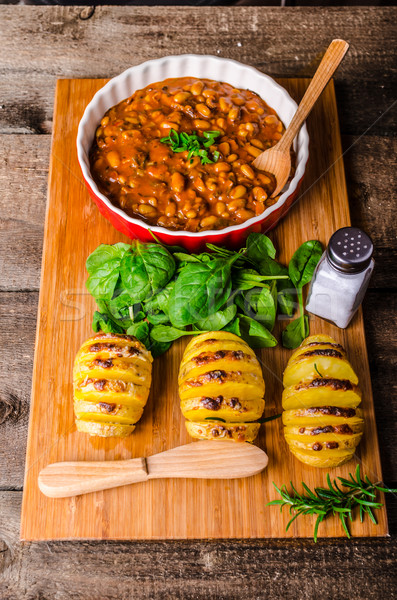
top-left (0, 134), bottom-right (395, 291)
top-left (0, 289), bottom-right (395, 491)
top-left (0, 491), bottom-right (396, 600)
top-left (0, 7), bottom-right (395, 135)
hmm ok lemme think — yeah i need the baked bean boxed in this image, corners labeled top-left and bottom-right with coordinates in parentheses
top-left (165, 202), bottom-right (176, 217)
top-left (138, 204), bottom-right (157, 218)
top-left (191, 81), bottom-right (204, 96)
top-left (196, 103), bottom-right (211, 118)
top-left (230, 185), bottom-right (247, 199)
top-left (246, 144), bottom-right (262, 158)
top-left (240, 164), bottom-right (255, 179)
top-left (194, 119), bottom-right (210, 130)
top-left (258, 173), bottom-right (271, 185)
top-left (200, 215), bottom-right (218, 228)
top-left (91, 76), bottom-right (286, 232)
top-left (106, 151), bottom-right (120, 168)
top-left (174, 91), bottom-right (191, 104)
top-left (218, 142), bottom-right (230, 156)
top-left (213, 162), bottom-right (231, 173)
top-left (171, 172), bottom-right (185, 193)
top-left (215, 201), bottom-right (226, 215)
top-left (206, 178), bottom-right (217, 191)
top-left (253, 186), bottom-right (268, 201)
top-left (227, 199), bottom-right (246, 212)
top-left (235, 208), bottom-right (255, 220)
top-left (228, 107), bottom-right (239, 121)
top-left (250, 138), bottom-right (265, 149)
top-left (219, 97), bottom-right (231, 113)
top-left (194, 177), bottom-right (206, 193)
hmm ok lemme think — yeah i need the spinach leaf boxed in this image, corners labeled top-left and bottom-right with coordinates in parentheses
top-left (144, 280), bottom-right (174, 315)
top-left (92, 311), bottom-right (124, 334)
top-left (222, 317), bottom-right (241, 336)
top-left (282, 315), bottom-right (309, 349)
top-left (147, 336), bottom-right (172, 358)
top-left (233, 268), bottom-right (287, 291)
top-left (241, 286), bottom-right (276, 331)
top-left (168, 257), bottom-right (234, 328)
top-left (288, 240), bottom-right (323, 289)
top-left (246, 232), bottom-right (277, 261)
top-left (146, 311), bottom-right (170, 325)
top-left (238, 315), bottom-right (278, 348)
top-left (126, 320), bottom-right (151, 347)
top-left (255, 254), bottom-right (295, 316)
top-left (151, 325), bottom-right (203, 343)
top-left (120, 241), bottom-right (175, 304)
top-left (86, 243), bottom-right (131, 300)
top-left (196, 304), bottom-right (237, 331)
top-left (173, 253), bottom-right (201, 263)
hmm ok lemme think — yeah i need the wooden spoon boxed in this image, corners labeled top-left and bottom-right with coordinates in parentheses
top-left (253, 39), bottom-right (349, 197)
top-left (38, 440), bottom-right (268, 498)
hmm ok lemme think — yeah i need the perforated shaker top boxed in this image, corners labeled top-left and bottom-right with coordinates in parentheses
top-left (326, 227), bottom-right (374, 273)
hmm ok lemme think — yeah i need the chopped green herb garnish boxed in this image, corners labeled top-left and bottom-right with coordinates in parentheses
top-left (160, 129), bottom-right (221, 164)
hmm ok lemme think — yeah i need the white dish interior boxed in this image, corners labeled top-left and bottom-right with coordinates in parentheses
top-left (77, 54), bottom-right (309, 238)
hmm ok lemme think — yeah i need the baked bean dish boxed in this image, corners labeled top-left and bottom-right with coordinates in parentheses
top-left (90, 77), bottom-right (288, 232)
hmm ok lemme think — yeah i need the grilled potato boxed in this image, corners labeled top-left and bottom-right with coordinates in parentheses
top-left (73, 332), bottom-right (152, 437)
top-left (185, 421), bottom-right (260, 443)
top-left (282, 335), bottom-right (364, 467)
top-left (179, 331), bottom-right (265, 442)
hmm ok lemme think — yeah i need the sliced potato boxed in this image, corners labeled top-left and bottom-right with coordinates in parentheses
top-left (179, 331), bottom-right (265, 442)
top-left (75, 419), bottom-right (135, 437)
top-left (282, 379), bottom-right (362, 410)
top-left (73, 332), bottom-right (152, 437)
top-left (289, 445), bottom-right (355, 468)
top-left (179, 350), bottom-right (262, 383)
top-left (282, 334), bottom-right (364, 468)
top-left (283, 354), bottom-right (358, 387)
top-left (181, 396), bottom-right (265, 423)
top-left (179, 370), bottom-right (265, 402)
top-left (74, 398), bottom-right (144, 424)
top-left (282, 406), bottom-right (364, 428)
top-left (185, 421), bottom-right (260, 443)
top-left (284, 431), bottom-right (363, 451)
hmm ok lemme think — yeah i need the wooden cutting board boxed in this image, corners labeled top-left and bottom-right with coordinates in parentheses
top-left (20, 78), bottom-right (388, 540)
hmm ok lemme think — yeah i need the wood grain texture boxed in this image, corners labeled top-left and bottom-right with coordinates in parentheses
top-left (0, 7), bottom-right (395, 136)
top-left (19, 78), bottom-right (387, 541)
top-left (2, 492), bottom-right (397, 600)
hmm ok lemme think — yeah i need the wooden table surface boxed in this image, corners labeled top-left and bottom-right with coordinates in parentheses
top-left (0, 5), bottom-right (396, 599)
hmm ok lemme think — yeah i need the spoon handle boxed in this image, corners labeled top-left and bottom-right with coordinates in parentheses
top-left (279, 39), bottom-right (349, 150)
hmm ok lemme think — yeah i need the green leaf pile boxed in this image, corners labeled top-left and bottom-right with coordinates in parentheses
top-left (85, 233), bottom-right (322, 356)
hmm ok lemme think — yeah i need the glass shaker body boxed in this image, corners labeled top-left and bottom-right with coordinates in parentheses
top-left (305, 227), bottom-right (375, 329)
top-left (306, 252), bottom-right (374, 328)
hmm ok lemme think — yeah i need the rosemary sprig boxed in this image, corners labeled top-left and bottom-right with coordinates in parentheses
top-left (160, 129), bottom-right (221, 164)
top-left (267, 465), bottom-right (397, 542)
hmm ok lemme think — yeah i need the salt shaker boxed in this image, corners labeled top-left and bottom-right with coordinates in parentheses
top-left (306, 227), bottom-right (374, 328)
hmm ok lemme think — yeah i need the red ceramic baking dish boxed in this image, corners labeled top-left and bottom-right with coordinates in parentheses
top-left (77, 55), bottom-right (309, 251)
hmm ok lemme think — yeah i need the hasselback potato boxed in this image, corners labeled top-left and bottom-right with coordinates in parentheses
top-left (178, 331), bottom-right (265, 442)
top-left (282, 334), bottom-right (364, 468)
top-left (73, 332), bottom-right (153, 437)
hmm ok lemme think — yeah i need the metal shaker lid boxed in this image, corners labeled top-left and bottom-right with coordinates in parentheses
top-left (326, 227), bottom-right (373, 273)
